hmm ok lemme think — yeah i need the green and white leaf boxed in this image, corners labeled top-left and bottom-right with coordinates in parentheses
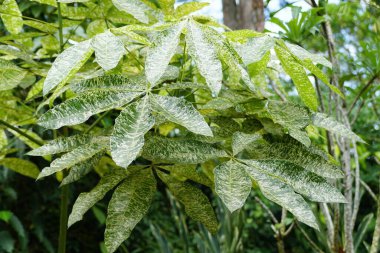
top-left (28, 134), bottom-right (93, 156)
top-left (267, 100), bottom-right (310, 129)
top-left (233, 35), bottom-right (274, 65)
top-left (0, 158), bottom-right (40, 179)
top-left (248, 142), bottom-right (343, 178)
top-left (105, 168), bottom-right (156, 253)
top-left (71, 75), bottom-right (145, 93)
top-left (275, 45), bottom-right (318, 111)
top-left (111, 0), bottom-right (152, 24)
top-left (91, 31), bottom-right (126, 71)
top-left (241, 160), bottom-right (345, 203)
top-left (110, 97), bottom-right (154, 168)
top-left (242, 162), bottom-right (318, 229)
top-left (8, 128), bottom-right (44, 150)
top-left (43, 40), bottom-right (94, 95)
top-left (312, 113), bottom-right (364, 143)
top-left (37, 138), bottom-right (108, 179)
top-left (38, 90), bottom-right (142, 129)
top-left (157, 171), bottom-right (217, 233)
top-left (174, 2), bottom-right (209, 18)
top-left (31, 0), bottom-right (57, 7)
top-left (145, 22), bottom-right (184, 86)
top-left (288, 128), bottom-right (311, 147)
top-left (151, 94), bottom-right (212, 136)
top-left (285, 42), bottom-right (331, 68)
top-left (186, 21), bottom-right (222, 96)
top-left (0, 59), bottom-right (27, 91)
top-left (214, 160), bottom-right (252, 212)
top-left (142, 136), bottom-right (227, 164)
top-left (232, 132), bottom-right (262, 155)
top-left (0, 0), bottom-right (23, 34)
top-left (158, 164), bottom-right (212, 187)
top-left (60, 153), bottom-right (103, 186)
top-left (68, 169), bottom-right (128, 227)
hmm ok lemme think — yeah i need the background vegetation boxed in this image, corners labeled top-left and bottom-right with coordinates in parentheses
top-left (0, 0), bottom-right (379, 252)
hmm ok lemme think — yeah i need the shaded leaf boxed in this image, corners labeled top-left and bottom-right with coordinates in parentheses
top-left (142, 136), bottom-right (227, 164)
top-left (68, 169), bottom-right (128, 227)
top-left (158, 164), bottom-right (212, 187)
top-left (157, 171), bottom-right (218, 233)
top-left (0, 158), bottom-right (40, 179)
top-left (105, 168), bottom-right (156, 253)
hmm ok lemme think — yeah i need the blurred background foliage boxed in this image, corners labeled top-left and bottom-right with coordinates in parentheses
top-left (0, 0), bottom-right (379, 252)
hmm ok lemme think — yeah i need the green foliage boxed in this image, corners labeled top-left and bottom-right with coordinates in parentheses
top-left (0, 0), bottom-right (372, 252)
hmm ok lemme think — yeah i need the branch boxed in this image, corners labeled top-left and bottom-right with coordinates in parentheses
top-left (0, 119), bottom-right (44, 146)
top-left (348, 74), bottom-right (378, 115)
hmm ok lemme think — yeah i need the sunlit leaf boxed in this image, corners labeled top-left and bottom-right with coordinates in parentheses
top-left (0, 0), bottom-right (23, 34)
top-left (214, 160), bottom-right (252, 212)
top-left (110, 96), bottom-right (154, 168)
top-left (43, 40), bottom-right (94, 95)
top-left (151, 94), bottom-right (213, 136)
top-left (0, 158), bottom-right (40, 179)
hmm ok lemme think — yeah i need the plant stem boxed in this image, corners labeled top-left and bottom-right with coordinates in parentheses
top-left (58, 181), bottom-right (69, 253)
top-left (56, 3), bottom-right (69, 253)
top-left (0, 119), bottom-right (44, 146)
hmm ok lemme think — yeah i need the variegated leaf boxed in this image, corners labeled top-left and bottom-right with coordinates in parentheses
top-left (43, 40), bottom-right (94, 95)
top-left (214, 160), bottom-right (252, 212)
top-left (142, 136), bottom-right (228, 164)
top-left (91, 31), bottom-right (126, 71)
top-left (247, 141), bottom-right (343, 178)
top-left (71, 75), bottom-right (145, 93)
top-left (151, 94), bottom-right (212, 136)
top-left (312, 113), bottom-right (364, 143)
top-left (186, 20), bottom-right (222, 96)
top-left (0, 59), bottom-right (27, 91)
top-left (158, 164), bottom-right (212, 187)
top-left (38, 90), bottom-right (142, 129)
top-left (37, 138), bottom-right (108, 180)
top-left (0, 0), bottom-right (23, 34)
top-left (275, 45), bottom-right (318, 111)
top-left (105, 168), bottom-right (156, 253)
top-left (28, 134), bottom-right (93, 156)
top-left (68, 169), bottom-right (128, 227)
top-left (174, 2), bottom-right (209, 18)
top-left (110, 96), bottom-right (154, 168)
top-left (285, 42), bottom-right (331, 68)
top-left (242, 162), bottom-right (318, 229)
top-left (111, 0), bottom-right (152, 24)
top-left (60, 153), bottom-right (103, 186)
top-left (233, 35), bottom-right (274, 65)
top-left (145, 22), bottom-right (184, 86)
top-left (0, 158), bottom-right (40, 179)
top-left (232, 132), bottom-right (262, 155)
top-left (241, 160), bottom-right (345, 203)
top-left (157, 171), bottom-right (218, 233)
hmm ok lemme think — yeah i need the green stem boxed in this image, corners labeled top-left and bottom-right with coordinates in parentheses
top-left (0, 119), bottom-right (44, 146)
top-left (57, 3), bottom-right (64, 53)
top-left (57, 4), bottom-right (68, 253)
top-left (58, 181), bottom-right (69, 253)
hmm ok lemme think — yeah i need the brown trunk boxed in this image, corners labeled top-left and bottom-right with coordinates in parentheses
top-left (222, 0), bottom-right (265, 31)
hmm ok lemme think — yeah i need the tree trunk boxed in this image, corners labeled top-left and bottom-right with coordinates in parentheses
top-left (222, 0), bottom-right (265, 31)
